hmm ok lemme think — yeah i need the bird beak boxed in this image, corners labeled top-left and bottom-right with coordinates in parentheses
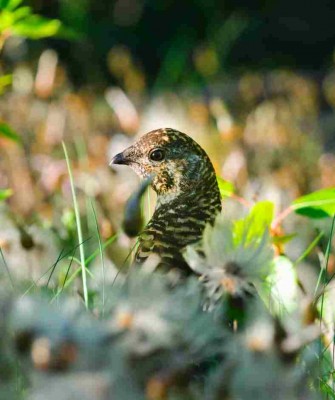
top-left (110, 152), bottom-right (127, 166)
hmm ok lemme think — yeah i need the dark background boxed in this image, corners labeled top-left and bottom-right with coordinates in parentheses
top-left (28, 0), bottom-right (335, 88)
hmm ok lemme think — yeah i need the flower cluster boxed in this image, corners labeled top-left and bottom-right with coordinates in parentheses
top-left (184, 213), bottom-right (274, 309)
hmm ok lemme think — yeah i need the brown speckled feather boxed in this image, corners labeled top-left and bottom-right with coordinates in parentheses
top-left (112, 128), bottom-right (222, 273)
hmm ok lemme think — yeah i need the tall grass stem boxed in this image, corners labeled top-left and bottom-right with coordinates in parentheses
top-left (62, 141), bottom-right (88, 308)
top-left (90, 199), bottom-right (105, 316)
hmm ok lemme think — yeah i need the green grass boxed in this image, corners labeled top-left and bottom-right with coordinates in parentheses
top-left (315, 214), bottom-right (335, 398)
top-left (0, 246), bottom-right (15, 291)
top-left (62, 141), bottom-right (88, 308)
top-left (90, 198), bottom-right (106, 315)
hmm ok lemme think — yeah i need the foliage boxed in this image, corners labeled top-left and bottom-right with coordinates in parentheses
top-left (0, 122), bottom-right (21, 142)
top-left (217, 177), bottom-right (235, 198)
top-left (0, 188), bottom-right (12, 200)
top-left (1, 185), bottom-right (332, 398)
top-left (0, 74), bottom-right (12, 95)
top-left (0, 269), bottom-right (323, 400)
top-left (292, 188), bottom-right (335, 219)
top-left (0, 0), bottom-right (77, 45)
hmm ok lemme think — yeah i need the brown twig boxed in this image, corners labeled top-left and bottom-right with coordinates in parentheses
top-left (271, 205), bottom-right (294, 231)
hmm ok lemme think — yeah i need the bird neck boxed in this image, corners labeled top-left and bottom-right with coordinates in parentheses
top-left (156, 179), bottom-right (221, 227)
top-left (148, 174), bottom-right (222, 243)
top-left (136, 168), bottom-right (222, 272)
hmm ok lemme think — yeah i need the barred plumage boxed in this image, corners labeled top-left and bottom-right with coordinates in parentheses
top-left (111, 128), bottom-right (222, 272)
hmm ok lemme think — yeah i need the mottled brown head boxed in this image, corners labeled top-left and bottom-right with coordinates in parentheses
top-left (111, 128), bottom-right (214, 201)
top-left (112, 128), bottom-right (222, 272)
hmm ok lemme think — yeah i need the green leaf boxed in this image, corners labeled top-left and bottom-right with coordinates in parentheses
top-left (54, 24), bottom-right (81, 40)
top-left (0, 122), bottom-right (21, 142)
top-left (320, 381), bottom-right (335, 400)
top-left (249, 201), bottom-right (274, 226)
top-left (0, 9), bottom-right (16, 31)
top-left (217, 176), bottom-right (234, 198)
top-left (292, 187), bottom-right (335, 219)
top-left (0, 188), bottom-right (13, 200)
top-left (272, 233), bottom-right (297, 245)
top-left (12, 15), bottom-right (62, 39)
top-left (11, 5), bottom-right (31, 21)
top-left (0, 74), bottom-right (12, 94)
top-left (234, 200), bottom-right (274, 245)
top-left (0, 0), bottom-right (23, 11)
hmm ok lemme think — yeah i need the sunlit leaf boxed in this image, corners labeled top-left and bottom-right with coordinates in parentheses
top-left (11, 5), bottom-right (31, 21)
top-left (0, 188), bottom-right (13, 200)
top-left (0, 122), bottom-right (21, 142)
top-left (217, 176), bottom-right (234, 198)
top-left (292, 188), bottom-right (335, 219)
top-left (249, 201), bottom-right (274, 227)
top-left (12, 15), bottom-right (62, 39)
top-left (0, 74), bottom-right (12, 94)
top-left (0, 9), bottom-right (15, 31)
top-left (234, 200), bottom-right (274, 245)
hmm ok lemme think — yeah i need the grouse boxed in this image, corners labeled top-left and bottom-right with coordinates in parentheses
top-left (111, 128), bottom-right (222, 272)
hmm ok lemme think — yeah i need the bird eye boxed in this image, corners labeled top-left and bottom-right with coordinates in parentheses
top-left (149, 148), bottom-right (165, 162)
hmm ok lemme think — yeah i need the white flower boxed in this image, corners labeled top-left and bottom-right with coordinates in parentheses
top-left (184, 214), bottom-right (274, 308)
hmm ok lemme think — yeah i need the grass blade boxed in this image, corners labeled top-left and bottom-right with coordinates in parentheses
top-left (90, 198), bottom-right (105, 316)
top-left (318, 215), bottom-right (335, 311)
top-left (50, 247), bottom-right (77, 303)
top-left (317, 214), bottom-right (335, 393)
top-left (21, 239), bottom-right (91, 297)
top-left (0, 246), bottom-right (15, 291)
top-left (62, 141), bottom-right (88, 308)
top-left (62, 248), bottom-right (76, 291)
top-left (294, 231), bottom-right (324, 266)
top-left (84, 234), bottom-right (117, 266)
top-left (56, 235), bottom-right (117, 295)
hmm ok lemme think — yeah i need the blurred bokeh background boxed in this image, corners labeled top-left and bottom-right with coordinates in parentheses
top-left (1, 0), bottom-right (335, 287)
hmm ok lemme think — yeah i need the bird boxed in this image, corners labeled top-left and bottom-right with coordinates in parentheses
top-left (111, 128), bottom-right (222, 273)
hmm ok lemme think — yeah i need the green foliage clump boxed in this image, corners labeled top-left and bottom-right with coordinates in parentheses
top-left (1, 198), bottom-right (332, 399)
top-left (0, 0), bottom-right (77, 42)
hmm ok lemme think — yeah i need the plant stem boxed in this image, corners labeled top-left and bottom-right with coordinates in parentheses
top-left (271, 206), bottom-right (293, 231)
top-left (62, 141), bottom-right (88, 308)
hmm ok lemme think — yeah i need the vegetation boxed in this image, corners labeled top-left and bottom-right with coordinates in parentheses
top-left (1, 1), bottom-right (335, 399)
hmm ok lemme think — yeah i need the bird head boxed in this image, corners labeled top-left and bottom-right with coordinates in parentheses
top-left (111, 128), bottom-right (213, 200)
